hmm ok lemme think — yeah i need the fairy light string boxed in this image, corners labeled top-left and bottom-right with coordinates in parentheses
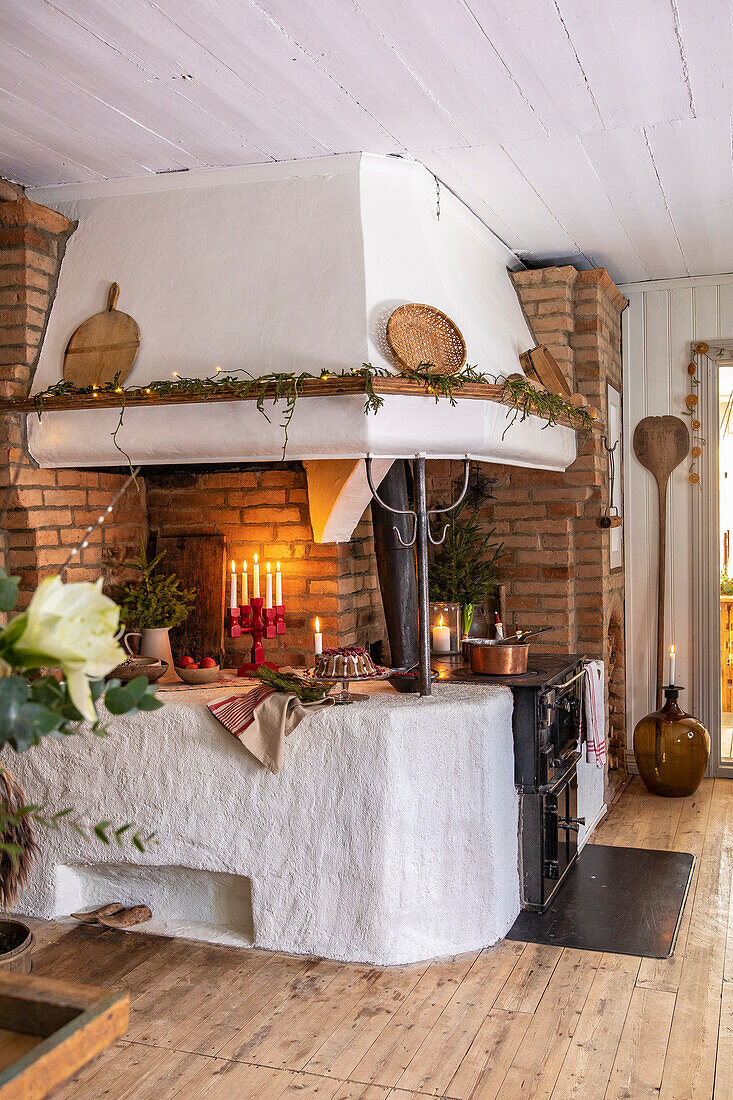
top-left (60, 467), bottom-right (141, 576)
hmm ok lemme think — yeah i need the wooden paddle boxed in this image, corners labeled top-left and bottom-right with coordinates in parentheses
top-left (63, 282), bottom-right (140, 388)
top-left (633, 416), bottom-right (689, 707)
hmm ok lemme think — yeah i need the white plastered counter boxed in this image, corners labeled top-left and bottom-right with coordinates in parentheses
top-left (4, 681), bottom-right (520, 966)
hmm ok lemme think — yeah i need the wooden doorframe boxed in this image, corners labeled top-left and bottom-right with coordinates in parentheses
top-left (694, 339), bottom-right (733, 777)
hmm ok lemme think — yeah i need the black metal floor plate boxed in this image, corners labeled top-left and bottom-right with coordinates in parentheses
top-left (506, 844), bottom-right (695, 958)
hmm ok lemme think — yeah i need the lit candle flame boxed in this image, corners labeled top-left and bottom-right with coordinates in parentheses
top-left (254, 552), bottom-right (258, 564)
top-left (276, 560), bottom-right (281, 570)
top-left (439, 614), bottom-right (444, 627)
top-left (670, 644), bottom-right (675, 656)
top-left (315, 616), bottom-right (320, 631)
top-left (243, 560), bottom-right (247, 571)
top-left (266, 561), bottom-right (271, 574)
top-left (230, 559), bottom-right (235, 573)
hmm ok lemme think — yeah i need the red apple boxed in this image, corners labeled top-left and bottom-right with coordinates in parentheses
top-left (177, 656), bottom-right (196, 668)
top-left (200, 657), bottom-right (217, 668)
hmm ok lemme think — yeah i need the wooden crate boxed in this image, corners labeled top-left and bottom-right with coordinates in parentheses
top-left (0, 971), bottom-right (128, 1099)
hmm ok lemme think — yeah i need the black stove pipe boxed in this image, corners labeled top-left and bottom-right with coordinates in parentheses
top-left (371, 460), bottom-right (419, 669)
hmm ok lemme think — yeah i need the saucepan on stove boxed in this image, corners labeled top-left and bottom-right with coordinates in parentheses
top-left (467, 628), bottom-right (550, 676)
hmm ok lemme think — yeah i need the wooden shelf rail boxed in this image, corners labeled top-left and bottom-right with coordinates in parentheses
top-left (0, 376), bottom-right (592, 430)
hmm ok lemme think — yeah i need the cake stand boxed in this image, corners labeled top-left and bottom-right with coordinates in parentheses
top-left (302, 669), bottom-right (393, 704)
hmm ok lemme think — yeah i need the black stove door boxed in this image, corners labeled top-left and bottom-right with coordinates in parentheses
top-left (544, 770), bottom-right (579, 887)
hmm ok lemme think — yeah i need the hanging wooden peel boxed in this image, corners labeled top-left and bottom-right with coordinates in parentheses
top-left (633, 415), bottom-right (690, 707)
top-left (63, 283), bottom-right (140, 388)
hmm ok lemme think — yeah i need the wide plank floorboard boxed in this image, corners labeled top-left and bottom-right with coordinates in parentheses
top-left (26, 775), bottom-right (732, 1100)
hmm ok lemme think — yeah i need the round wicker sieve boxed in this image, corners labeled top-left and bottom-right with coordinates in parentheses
top-left (386, 303), bottom-right (467, 376)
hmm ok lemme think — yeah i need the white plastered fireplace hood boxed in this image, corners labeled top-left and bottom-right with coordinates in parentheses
top-left (28, 154), bottom-right (575, 540)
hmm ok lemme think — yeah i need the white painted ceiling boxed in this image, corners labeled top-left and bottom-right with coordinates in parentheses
top-left (1, 0), bottom-right (731, 283)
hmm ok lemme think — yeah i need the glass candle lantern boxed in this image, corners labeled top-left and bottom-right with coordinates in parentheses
top-left (429, 602), bottom-right (461, 655)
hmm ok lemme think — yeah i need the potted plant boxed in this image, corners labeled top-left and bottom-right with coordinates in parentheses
top-left (0, 566), bottom-right (163, 964)
top-left (117, 540), bottom-right (196, 668)
top-left (429, 497), bottom-right (504, 636)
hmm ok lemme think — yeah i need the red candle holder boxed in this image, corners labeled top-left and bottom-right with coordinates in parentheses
top-left (228, 597), bottom-right (286, 675)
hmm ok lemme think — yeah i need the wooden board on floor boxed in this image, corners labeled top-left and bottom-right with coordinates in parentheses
top-left (0, 970), bottom-right (128, 1100)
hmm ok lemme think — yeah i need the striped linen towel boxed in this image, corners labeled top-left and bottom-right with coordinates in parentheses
top-left (582, 660), bottom-right (606, 768)
top-left (208, 686), bottom-right (333, 773)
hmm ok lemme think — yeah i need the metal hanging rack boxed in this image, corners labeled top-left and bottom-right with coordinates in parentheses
top-left (366, 453), bottom-right (470, 696)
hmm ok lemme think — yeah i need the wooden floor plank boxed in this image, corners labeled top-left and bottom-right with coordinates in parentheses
top-left (604, 986), bottom-right (677, 1099)
top-left (715, 979), bottom-right (733, 1100)
top-left (347, 952), bottom-right (480, 1088)
top-left (396, 940), bottom-right (526, 1095)
top-left (493, 944), bottom-right (562, 1014)
top-left (547, 953), bottom-right (640, 1098)
top-left (491, 948), bottom-right (600, 1100)
top-left (658, 780), bottom-right (733, 1099)
top-left (442, 1009), bottom-right (532, 1100)
top-left (304, 963), bottom-right (430, 1080)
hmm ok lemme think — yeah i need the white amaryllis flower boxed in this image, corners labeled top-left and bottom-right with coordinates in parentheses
top-left (12, 576), bottom-right (125, 722)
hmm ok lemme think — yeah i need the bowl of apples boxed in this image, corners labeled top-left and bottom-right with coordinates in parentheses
top-left (174, 655), bottom-right (221, 684)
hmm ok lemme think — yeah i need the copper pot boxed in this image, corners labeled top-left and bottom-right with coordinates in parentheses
top-left (469, 640), bottom-right (530, 675)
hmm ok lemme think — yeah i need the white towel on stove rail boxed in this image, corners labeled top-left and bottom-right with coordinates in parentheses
top-left (582, 660), bottom-right (606, 768)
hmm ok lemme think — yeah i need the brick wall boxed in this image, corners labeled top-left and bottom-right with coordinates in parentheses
top-left (146, 464), bottom-right (385, 668)
top-left (428, 267), bottom-right (628, 778)
top-left (0, 183), bottom-right (146, 606)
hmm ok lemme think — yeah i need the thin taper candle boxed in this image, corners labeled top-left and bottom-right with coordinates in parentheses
top-left (275, 560), bottom-right (282, 606)
top-left (314, 616), bottom-right (323, 656)
top-left (253, 553), bottom-right (260, 599)
top-left (229, 560), bottom-right (237, 609)
top-left (242, 561), bottom-right (248, 606)
top-left (265, 561), bottom-right (273, 609)
top-left (669, 644), bottom-right (676, 686)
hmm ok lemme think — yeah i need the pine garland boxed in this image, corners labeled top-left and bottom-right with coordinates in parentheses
top-left (32, 363), bottom-right (596, 465)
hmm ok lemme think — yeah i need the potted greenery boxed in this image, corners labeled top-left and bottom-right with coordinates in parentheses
top-left (0, 566), bottom-right (162, 963)
top-left (429, 497), bottom-right (504, 636)
top-left (117, 540), bottom-right (196, 669)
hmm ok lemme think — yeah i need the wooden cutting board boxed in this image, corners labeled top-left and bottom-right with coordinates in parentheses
top-left (63, 283), bottom-right (140, 388)
top-left (520, 345), bottom-right (572, 397)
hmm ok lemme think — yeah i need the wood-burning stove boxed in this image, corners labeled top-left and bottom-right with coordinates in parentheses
top-left (441, 654), bottom-right (586, 911)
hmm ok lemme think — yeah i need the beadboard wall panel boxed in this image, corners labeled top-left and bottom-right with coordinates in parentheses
top-left (621, 274), bottom-right (733, 767)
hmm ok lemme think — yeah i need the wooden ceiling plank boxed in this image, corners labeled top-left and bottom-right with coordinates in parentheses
top-left (0, 121), bottom-right (98, 186)
top-left (152, 0), bottom-right (402, 155)
top-left (330, 0), bottom-right (549, 145)
top-left (459, 0), bottom-right (605, 137)
top-left (672, 0), bottom-right (733, 120)
top-left (502, 134), bottom-right (650, 282)
top-left (0, 88), bottom-right (154, 180)
top-left (255, 0), bottom-right (468, 150)
top-left (53, 0), bottom-right (335, 161)
top-left (644, 115), bottom-right (733, 277)
top-left (553, 0), bottom-right (694, 129)
top-left (0, 39), bottom-right (200, 175)
top-left (579, 127), bottom-right (689, 280)
top-left (0, 0), bottom-right (273, 167)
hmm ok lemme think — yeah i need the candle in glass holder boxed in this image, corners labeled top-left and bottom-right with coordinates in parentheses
top-left (253, 553), bottom-right (260, 599)
top-left (265, 562), bottom-right (273, 609)
top-left (669, 644), bottom-right (676, 685)
top-left (242, 561), bottom-right (248, 606)
top-left (275, 560), bottom-right (282, 606)
top-left (314, 616), bottom-right (323, 656)
top-left (432, 615), bottom-right (451, 653)
top-left (229, 560), bottom-right (237, 609)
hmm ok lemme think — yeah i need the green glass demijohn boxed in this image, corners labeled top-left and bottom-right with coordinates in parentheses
top-left (633, 685), bottom-right (710, 797)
